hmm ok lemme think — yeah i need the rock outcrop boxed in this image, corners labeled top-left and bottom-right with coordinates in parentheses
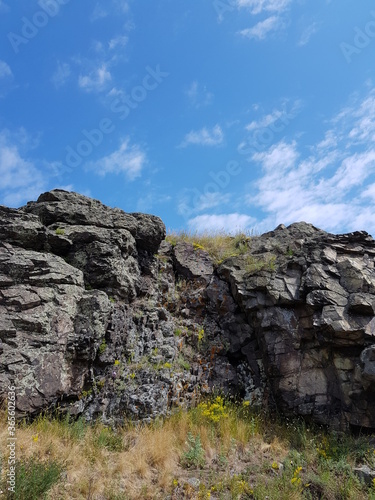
top-left (1, 190), bottom-right (375, 431)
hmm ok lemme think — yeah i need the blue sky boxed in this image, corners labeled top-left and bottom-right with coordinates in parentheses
top-left (1, 0), bottom-right (375, 235)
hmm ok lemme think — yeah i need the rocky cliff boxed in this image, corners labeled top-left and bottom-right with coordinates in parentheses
top-left (1, 190), bottom-right (375, 431)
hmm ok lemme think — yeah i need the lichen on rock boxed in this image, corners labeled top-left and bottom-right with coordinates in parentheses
top-left (1, 189), bottom-right (375, 430)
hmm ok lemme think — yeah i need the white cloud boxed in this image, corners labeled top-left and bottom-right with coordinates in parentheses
top-left (238, 100), bottom-right (302, 155)
top-left (236, 0), bottom-right (292, 15)
top-left (238, 16), bottom-right (282, 40)
top-left (248, 87), bottom-right (375, 235)
top-left (180, 125), bottom-right (224, 148)
top-left (108, 35), bottom-right (128, 50)
top-left (361, 183), bottom-right (375, 202)
top-left (90, 3), bottom-right (108, 22)
top-left (178, 191), bottom-right (231, 217)
top-left (188, 213), bottom-right (255, 233)
top-left (0, 130), bottom-right (49, 207)
top-left (136, 192), bottom-right (171, 213)
top-left (252, 140), bottom-right (299, 172)
top-left (298, 22), bottom-right (319, 46)
top-left (0, 60), bottom-right (12, 79)
top-left (85, 139), bottom-right (146, 180)
top-left (51, 62), bottom-right (71, 88)
top-left (246, 108), bottom-right (284, 131)
top-left (186, 81), bottom-right (214, 108)
top-left (91, 0), bottom-right (129, 21)
top-left (114, 0), bottom-right (129, 13)
top-left (78, 65), bottom-right (111, 92)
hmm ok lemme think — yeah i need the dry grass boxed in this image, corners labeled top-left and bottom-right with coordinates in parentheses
top-left (165, 230), bottom-right (255, 265)
top-left (1, 402), bottom-right (375, 499)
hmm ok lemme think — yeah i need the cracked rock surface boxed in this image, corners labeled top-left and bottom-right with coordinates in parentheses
top-left (1, 191), bottom-right (375, 430)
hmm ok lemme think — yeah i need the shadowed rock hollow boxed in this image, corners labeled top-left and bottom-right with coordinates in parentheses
top-left (1, 190), bottom-right (375, 431)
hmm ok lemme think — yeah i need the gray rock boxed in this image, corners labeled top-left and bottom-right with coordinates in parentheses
top-left (353, 465), bottom-right (375, 486)
top-left (23, 189), bottom-right (165, 253)
top-left (0, 206), bottom-right (46, 250)
top-left (173, 241), bottom-right (214, 281)
top-left (2, 193), bottom-right (375, 431)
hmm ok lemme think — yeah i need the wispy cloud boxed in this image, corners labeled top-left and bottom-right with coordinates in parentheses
top-left (0, 1), bottom-right (9, 13)
top-left (178, 191), bottom-right (231, 218)
top-left (298, 22), bottom-right (319, 46)
top-left (185, 81), bottom-right (214, 108)
top-left (248, 86), bottom-right (375, 235)
top-left (236, 0), bottom-right (293, 15)
top-left (237, 99), bottom-right (302, 155)
top-left (78, 64), bottom-right (112, 92)
top-left (85, 139), bottom-right (146, 180)
top-left (188, 213), bottom-right (255, 233)
top-left (108, 35), bottom-right (128, 51)
top-left (180, 125), bottom-right (224, 148)
top-left (90, 3), bottom-right (108, 22)
top-left (91, 0), bottom-right (130, 21)
top-left (0, 130), bottom-right (50, 207)
top-left (0, 60), bottom-right (12, 79)
top-left (51, 62), bottom-right (71, 88)
top-left (238, 16), bottom-right (283, 40)
top-left (0, 60), bottom-right (14, 98)
top-left (136, 192), bottom-right (171, 213)
top-left (114, 0), bottom-right (129, 14)
top-left (250, 100), bottom-right (302, 128)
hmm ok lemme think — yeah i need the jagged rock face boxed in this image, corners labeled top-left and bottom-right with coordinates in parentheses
top-left (0, 239), bottom-right (111, 415)
top-left (218, 223), bottom-right (375, 429)
top-left (1, 190), bottom-right (375, 430)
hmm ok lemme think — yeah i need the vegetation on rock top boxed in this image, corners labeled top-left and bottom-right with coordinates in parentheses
top-left (165, 230), bottom-right (254, 264)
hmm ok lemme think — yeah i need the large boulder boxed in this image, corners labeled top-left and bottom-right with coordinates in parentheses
top-left (22, 189), bottom-right (166, 253)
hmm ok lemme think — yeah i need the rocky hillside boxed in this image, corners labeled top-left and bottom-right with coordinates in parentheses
top-left (1, 190), bottom-right (375, 431)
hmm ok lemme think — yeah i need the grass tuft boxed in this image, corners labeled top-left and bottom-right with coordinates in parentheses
top-left (1, 401), bottom-right (375, 498)
top-left (166, 230), bottom-right (255, 264)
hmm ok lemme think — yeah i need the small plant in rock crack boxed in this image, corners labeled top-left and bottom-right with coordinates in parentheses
top-left (197, 327), bottom-right (205, 346)
top-left (55, 227), bottom-right (65, 236)
top-left (98, 339), bottom-right (107, 355)
top-left (181, 432), bottom-right (205, 468)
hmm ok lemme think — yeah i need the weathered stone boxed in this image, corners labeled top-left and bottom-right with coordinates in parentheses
top-left (23, 189), bottom-right (165, 253)
top-left (1, 192), bottom-right (375, 431)
top-left (0, 206), bottom-right (46, 251)
top-left (173, 242), bottom-right (214, 281)
top-left (217, 222), bottom-right (375, 429)
top-left (353, 465), bottom-right (375, 486)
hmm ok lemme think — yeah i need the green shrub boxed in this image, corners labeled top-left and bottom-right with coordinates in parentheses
top-left (95, 427), bottom-right (123, 452)
top-left (2, 457), bottom-right (63, 499)
top-left (176, 355), bottom-right (190, 371)
top-left (98, 339), bottom-right (107, 355)
top-left (54, 228), bottom-right (65, 236)
top-left (181, 432), bottom-right (205, 468)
